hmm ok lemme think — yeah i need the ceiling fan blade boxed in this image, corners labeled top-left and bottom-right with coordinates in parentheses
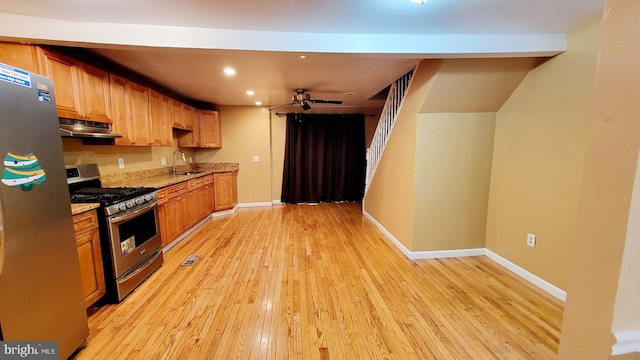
top-left (309, 99), bottom-right (343, 104)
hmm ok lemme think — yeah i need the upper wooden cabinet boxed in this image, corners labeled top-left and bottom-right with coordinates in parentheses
top-left (0, 42), bottom-right (38, 73)
top-left (36, 48), bottom-right (111, 123)
top-left (183, 104), bottom-right (197, 132)
top-left (199, 110), bottom-right (222, 148)
top-left (171, 99), bottom-right (195, 131)
top-left (178, 109), bottom-right (222, 148)
top-left (149, 90), bottom-right (173, 147)
top-left (109, 74), bottom-right (152, 146)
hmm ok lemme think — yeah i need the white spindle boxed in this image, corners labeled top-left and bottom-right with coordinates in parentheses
top-left (365, 69), bottom-right (415, 192)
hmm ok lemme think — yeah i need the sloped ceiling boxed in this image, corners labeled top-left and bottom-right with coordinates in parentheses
top-left (420, 58), bottom-right (541, 113)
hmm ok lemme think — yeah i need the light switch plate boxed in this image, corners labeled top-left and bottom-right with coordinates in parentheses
top-left (253, 155), bottom-right (260, 162)
top-left (118, 158), bottom-right (125, 169)
top-left (161, 157), bottom-right (167, 166)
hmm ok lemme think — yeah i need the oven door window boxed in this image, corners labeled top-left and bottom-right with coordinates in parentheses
top-left (117, 209), bottom-right (157, 256)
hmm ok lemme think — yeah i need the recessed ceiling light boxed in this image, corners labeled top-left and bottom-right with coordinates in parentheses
top-left (255, 101), bottom-right (262, 106)
top-left (223, 67), bottom-right (236, 76)
top-left (410, 0), bottom-right (427, 3)
top-left (299, 55), bottom-right (306, 59)
top-left (246, 90), bottom-right (255, 96)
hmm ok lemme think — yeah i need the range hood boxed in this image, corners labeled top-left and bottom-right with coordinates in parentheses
top-left (59, 118), bottom-right (122, 139)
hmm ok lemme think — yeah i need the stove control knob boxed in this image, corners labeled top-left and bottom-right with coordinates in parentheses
top-left (144, 194), bottom-right (152, 201)
top-left (126, 201), bottom-right (133, 209)
top-left (135, 198), bottom-right (142, 205)
top-left (118, 204), bottom-right (127, 211)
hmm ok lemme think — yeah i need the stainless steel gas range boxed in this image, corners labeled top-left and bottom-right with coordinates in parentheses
top-left (67, 164), bottom-right (163, 302)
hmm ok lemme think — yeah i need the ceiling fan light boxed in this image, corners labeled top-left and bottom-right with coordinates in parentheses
top-left (300, 102), bottom-right (312, 111)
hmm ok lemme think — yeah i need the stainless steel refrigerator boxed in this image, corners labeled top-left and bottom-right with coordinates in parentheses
top-left (0, 63), bottom-right (89, 358)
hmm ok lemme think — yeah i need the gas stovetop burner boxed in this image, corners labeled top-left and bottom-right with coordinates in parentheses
top-left (71, 187), bottom-right (153, 204)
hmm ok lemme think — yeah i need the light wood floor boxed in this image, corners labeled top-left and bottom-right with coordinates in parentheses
top-left (74, 202), bottom-right (563, 359)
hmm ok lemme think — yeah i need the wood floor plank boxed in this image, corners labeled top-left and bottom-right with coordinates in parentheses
top-left (73, 203), bottom-right (563, 360)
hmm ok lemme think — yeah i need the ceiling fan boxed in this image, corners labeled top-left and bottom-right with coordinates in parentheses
top-left (269, 89), bottom-right (343, 111)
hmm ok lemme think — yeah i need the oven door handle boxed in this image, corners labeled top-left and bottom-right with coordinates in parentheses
top-left (117, 249), bottom-right (162, 284)
top-left (109, 200), bottom-right (157, 224)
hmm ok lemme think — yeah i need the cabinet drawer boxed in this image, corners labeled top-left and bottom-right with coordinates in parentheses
top-left (165, 182), bottom-right (188, 198)
top-left (188, 179), bottom-right (198, 191)
top-left (203, 174), bottom-right (214, 185)
top-left (156, 188), bottom-right (168, 205)
top-left (73, 210), bottom-right (98, 234)
top-left (195, 176), bottom-right (208, 187)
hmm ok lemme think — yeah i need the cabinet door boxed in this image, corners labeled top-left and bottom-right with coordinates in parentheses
top-left (75, 227), bottom-right (106, 308)
top-left (150, 90), bottom-right (174, 147)
top-left (214, 172), bottom-right (234, 211)
top-left (109, 74), bottom-right (135, 146)
top-left (204, 183), bottom-right (215, 215)
top-left (161, 96), bottom-right (173, 146)
top-left (182, 103), bottom-right (196, 131)
top-left (178, 195), bottom-right (190, 233)
top-left (171, 99), bottom-right (185, 129)
top-left (79, 62), bottom-right (112, 123)
top-left (36, 48), bottom-right (84, 120)
top-left (196, 186), bottom-right (208, 221)
top-left (157, 204), bottom-right (170, 248)
top-left (127, 82), bottom-right (152, 146)
top-left (187, 189), bottom-right (200, 227)
top-left (165, 197), bottom-right (183, 242)
top-left (0, 42), bottom-right (37, 73)
top-left (199, 110), bottom-right (222, 148)
top-left (149, 89), bottom-right (164, 146)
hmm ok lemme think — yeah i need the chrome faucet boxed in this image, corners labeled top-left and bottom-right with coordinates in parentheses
top-left (172, 149), bottom-right (186, 175)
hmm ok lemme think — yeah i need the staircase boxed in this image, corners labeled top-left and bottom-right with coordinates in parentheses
top-left (365, 69), bottom-right (415, 194)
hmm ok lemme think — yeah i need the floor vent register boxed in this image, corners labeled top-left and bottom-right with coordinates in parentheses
top-left (181, 254), bottom-right (201, 266)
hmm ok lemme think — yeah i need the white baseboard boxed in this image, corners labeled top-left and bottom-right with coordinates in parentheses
top-left (272, 200), bottom-right (283, 205)
top-left (162, 216), bottom-right (210, 253)
top-left (238, 202), bottom-right (273, 208)
top-left (612, 330), bottom-right (640, 355)
top-left (363, 210), bottom-right (413, 258)
top-left (484, 249), bottom-right (566, 302)
top-left (211, 208), bottom-right (235, 217)
top-left (362, 210), bottom-right (567, 302)
top-left (363, 211), bottom-right (484, 260)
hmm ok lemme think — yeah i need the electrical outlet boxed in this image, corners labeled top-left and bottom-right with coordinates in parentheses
top-left (253, 155), bottom-right (260, 162)
top-left (527, 233), bottom-right (537, 247)
top-left (161, 157), bottom-right (167, 166)
top-left (189, 157), bottom-right (193, 163)
top-left (118, 158), bottom-right (125, 169)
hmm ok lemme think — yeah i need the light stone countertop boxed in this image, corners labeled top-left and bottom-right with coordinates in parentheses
top-left (99, 162), bottom-right (239, 189)
top-left (71, 203), bottom-right (100, 216)
top-left (104, 167), bottom-right (238, 190)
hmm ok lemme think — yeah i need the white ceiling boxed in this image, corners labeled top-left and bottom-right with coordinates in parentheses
top-left (0, 0), bottom-right (605, 113)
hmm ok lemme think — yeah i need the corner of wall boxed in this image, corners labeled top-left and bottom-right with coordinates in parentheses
top-left (364, 60), bottom-right (443, 250)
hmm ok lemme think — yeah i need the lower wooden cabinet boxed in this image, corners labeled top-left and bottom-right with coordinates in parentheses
top-left (214, 172), bottom-right (238, 211)
top-left (73, 210), bottom-right (106, 308)
top-left (158, 185), bottom-right (189, 247)
top-left (158, 173), bottom-right (236, 249)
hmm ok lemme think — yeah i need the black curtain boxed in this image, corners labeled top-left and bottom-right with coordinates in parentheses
top-left (281, 113), bottom-right (366, 204)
